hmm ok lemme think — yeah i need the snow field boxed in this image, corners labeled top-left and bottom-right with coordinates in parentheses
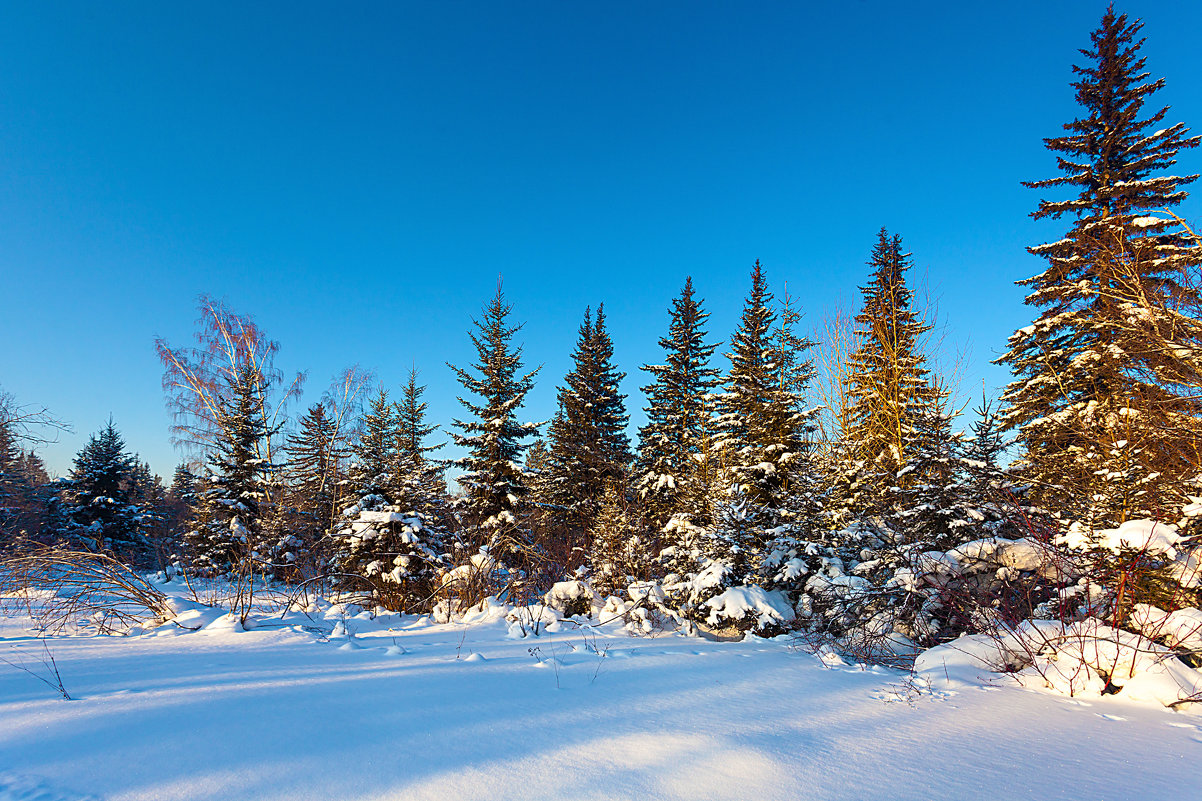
top-left (2, 586), bottom-right (1201, 801)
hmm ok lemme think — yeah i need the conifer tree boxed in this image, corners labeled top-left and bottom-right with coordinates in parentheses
top-left (391, 368), bottom-right (448, 519)
top-left (544, 305), bottom-right (632, 538)
top-left (838, 229), bottom-right (942, 520)
top-left (1000, 6), bottom-right (1202, 526)
top-left (58, 420), bottom-right (145, 556)
top-left (448, 284), bottom-right (541, 556)
top-left (189, 364), bottom-right (269, 576)
top-left (585, 478), bottom-right (644, 596)
top-left (0, 418), bottom-right (31, 545)
top-left (283, 402), bottom-right (343, 572)
top-left (637, 278), bottom-right (720, 527)
top-left (714, 262), bottom-right (815, 510)
top-left (345, 387), bottom-right (399, 503)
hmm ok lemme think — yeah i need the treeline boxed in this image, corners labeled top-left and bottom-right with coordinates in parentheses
top-left (3, 8), bottom-right (1201, 651)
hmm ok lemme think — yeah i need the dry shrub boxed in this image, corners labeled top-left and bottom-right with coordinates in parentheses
top-left (0, 546), bottom-right (174, 634)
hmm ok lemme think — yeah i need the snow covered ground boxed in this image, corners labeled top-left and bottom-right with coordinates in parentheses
top-left (2, 586), bottom-right (1201, 801)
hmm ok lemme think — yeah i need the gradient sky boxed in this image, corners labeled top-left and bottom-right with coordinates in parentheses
top-left (3, 1), bottom-right (1201, 478)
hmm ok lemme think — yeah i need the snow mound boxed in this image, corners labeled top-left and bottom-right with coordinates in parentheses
top-left (1060, 519), bottom-right (1183, 557)
top-left (702, 585), bottom-right (795, 630)
top-left (916, 620), bottom-right (1202, 710)
top-left (542, 580), bottom-right (602, 617)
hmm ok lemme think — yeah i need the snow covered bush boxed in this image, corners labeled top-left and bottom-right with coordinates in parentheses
top-left (333, 494), bottom-right (448, 612)
top-left (542, 579), bottom-right (602, 618)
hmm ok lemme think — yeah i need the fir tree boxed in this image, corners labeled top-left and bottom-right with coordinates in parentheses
top-left (58, 420), bottom-right (145, 556)
top-left (544, 305), bottom-right (632, 539)
top-left (285, 402), bottom-right (343, 572)
top-left (1000, 6), bottom-right (1202, 527)
top-left (391, 368), bottom-right (448, 519)
top-left (190, 364), bottom-right (269, 576)
top-left (346, 387), bottom-right (399, 503)
top-left (636, 277), bottom-right (721, 527)
top-left (0, 419), bottom-right (32, 545)
top-left (714, 262), bottom-right (815, 510)
top-left (586, 478), bottom-right (643, 596)
top-left (448, 284), bottom-right (541, 556)
top-left (838, 229), bottom-right (942, 520)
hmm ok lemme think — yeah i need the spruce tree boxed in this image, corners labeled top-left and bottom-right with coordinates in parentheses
top-left (58, 420), bottom-right (145, 556)
top-left (714, 261), bottom-right (815, 510)
top-left (284, 402), bottom-right (343, 572)
top-left (838, 229), bottom-right (942, 520)
top-left (346, 387), bottom-right (399, 503)
top-left (391, 368), bottom-right (447, 519)
top-left (190, 364), bottom-right (269, 576)
top-left (0, 419), bottom-right (30, 545)
top-left (544, 305), bottom-right (632, 539)
top-left (1000, 6), bottom-right (1202, 526)
top-left (586, 478), bottom-right (644, 596)
top-left (636, 277), bottom-right (720, 527)
top-left (448, 284), bottom-right (541, 556)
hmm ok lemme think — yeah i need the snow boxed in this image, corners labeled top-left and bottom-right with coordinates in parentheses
top-left (1059, 518), bottom-right (1184, 557)
top-left (701, 585), bottom-right (795, 628)
top-left (2, 581), bottom-right (1202, 800)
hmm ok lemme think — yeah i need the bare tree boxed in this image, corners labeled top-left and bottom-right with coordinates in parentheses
top-left (154, 296), bottom-right (306, 504)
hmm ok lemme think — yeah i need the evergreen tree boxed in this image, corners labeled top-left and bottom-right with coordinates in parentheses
top-left (0, 419), bottom-right (31, 545)
top-left (586, 478), bottom-right (645, 596)
top-left (1000, 6), bottom-right (1202, 526)
top-left (346, 387), bottom-right (399, 503)
top-left (714, 262), bottom-right (815, 510)
top-left (838, 229), bottom-right (942, 521)
top-left (956, 395), bottom-right (1027, 540)
top-left (189, 364), bottom-right (269, 576)
top-left (284, 402), bottom-right (343, 573)
top-left (58, 420), bottom-right (145, 556)
top-left (161, 463), bottom-right (198, 561)
top-left (636, 278), bottom-right (720, 527)
top-left (391, 368), bottom-right (448, 519)
top-left (544, 305), bottom-right (632, 539)
top-left (448, 284), bottom-right (541, 556)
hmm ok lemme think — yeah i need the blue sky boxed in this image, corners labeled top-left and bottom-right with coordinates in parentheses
top-left (2, 1), bottom-right (1200, 477)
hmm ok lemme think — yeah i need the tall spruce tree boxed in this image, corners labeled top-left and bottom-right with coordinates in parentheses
top-left (448, 284), bottom-right (541, 555)
top-left (714, 261), bottom-right (814, 510)
top-left (285, 402), bottom-right (343, 569)
top-left (838, 229), bottom-right (942, 522)
top-left (1000, 6), bottom-right (1202, 526)
top-left (346, 387), bottom-right (399, 504)
top-left (58, 420), bottom-right (144, 556)
top-left (391, 368), bottom-right (448, 519)
top-left (637, 277), bottom-right (720, 527)
top-left (544, 305), bottom-right (632, 538)
top-left (189, 364), bottom-right (270, 576)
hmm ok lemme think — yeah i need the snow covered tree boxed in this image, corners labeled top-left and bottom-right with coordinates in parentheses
top-left (57, 420), bottom-right (145, 557)
top-left (636, 277), bottom-right (721, 527)
top-left (391, 368), bottom-right (448, 520)
top-left (714, 262), bottom-right (816, 511)
top-left (188, 363), bottom-right (270, 576)
top-left (283, 402), bottom-right (344, 573)
top-left (585, 478), bottom-right (645, 597)
top-left (345, 386), bottom-right (398, 503)
top-left (1000, 6), bottom-right (1202, 527)
top-left (333, 495), bottom-right (449, 612)
top-left (448, 284), bottom-right (541, 558)
top-left (543, 305), bottom-right (632, 541)
top-left (0, 390), bottom-right (65, 548)
top-left (836, 229), bottom-right (943, 522)
top-left (0, 418), bottom-right (37, 547)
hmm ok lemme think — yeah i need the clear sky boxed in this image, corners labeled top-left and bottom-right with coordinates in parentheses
top-left (3, 1), bottom-right (1201, 478)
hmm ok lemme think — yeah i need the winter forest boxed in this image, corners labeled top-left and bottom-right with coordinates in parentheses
top-left (4, 5), bottom-right (1202, 801)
